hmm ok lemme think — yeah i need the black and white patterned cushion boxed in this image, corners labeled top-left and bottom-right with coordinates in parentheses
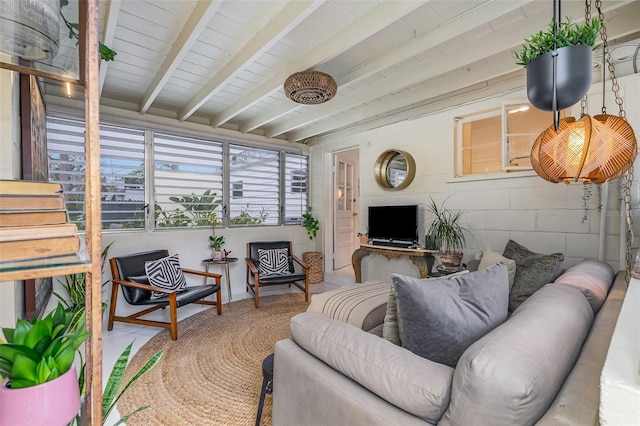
top-left (145, 254), bottom-right (188, 298)
top-left (258, 248), bottom-right (289, 276)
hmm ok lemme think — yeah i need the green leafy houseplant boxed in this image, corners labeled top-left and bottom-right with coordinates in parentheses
top-left (425, 197), bottom-right (471, 254)
top-left (54, 242), bottom-right (113, 313)
top-left (302, 213), bottom-right (319, 240)
top-left (0, 303), bottom-right (89, 389)
top-left (208, 212), bottom-right (225, 250)
top-left (101, 342), bottom-right (163, 426)
top-left (514, 17), bottom-right (601, 67)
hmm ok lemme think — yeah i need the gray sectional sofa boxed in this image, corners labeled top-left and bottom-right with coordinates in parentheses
top-left (273, 259), bottom-right (627, 425)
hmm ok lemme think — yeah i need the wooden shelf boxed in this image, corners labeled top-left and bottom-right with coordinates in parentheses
top-left (0, 259), bottom-right (90, 282)
top-left (0, 1), bottom-right (103, 424)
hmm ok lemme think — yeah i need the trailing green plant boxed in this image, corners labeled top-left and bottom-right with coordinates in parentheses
top-left (0, 303), bottom-right (89, 389)
top-left (101, 342), bottom-right (163, 425)
top-left (514, 17), bottom-right (601, 67)
top-left (59, 0), bottom-right (117, 62)
top-left (302, 213), bottom-right (320, 240)
top-left (425, 197), bottom-right (471, 253)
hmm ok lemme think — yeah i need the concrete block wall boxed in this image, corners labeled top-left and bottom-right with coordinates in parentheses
top-left (311, 74), bottom-right (640, 282)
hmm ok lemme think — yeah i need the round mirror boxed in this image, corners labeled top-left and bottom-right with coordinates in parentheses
top-left (373, 149), bottom-right (416, 190)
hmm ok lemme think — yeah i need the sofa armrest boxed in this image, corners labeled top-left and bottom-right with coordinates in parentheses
top-left (290, 312), bottom-right (454, 423)
top-left (274, 339), bottom-right (430, 426)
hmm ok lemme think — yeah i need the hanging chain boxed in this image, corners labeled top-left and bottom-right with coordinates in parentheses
top-left (579, 0), bottom-right (591, 116)
top-left (595, 0), bottom-right (634, 280)
top-left (595, 0), bottom-right (625, 118)
top-left (624, 169), bottom-right (634, 282)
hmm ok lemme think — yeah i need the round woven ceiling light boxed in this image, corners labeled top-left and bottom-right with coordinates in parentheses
top-left (284, 70), bottom-right (337, 104)
top-left (531, 114), bottom-right (637, 184)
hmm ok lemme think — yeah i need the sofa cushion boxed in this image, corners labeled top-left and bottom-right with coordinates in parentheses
top-left (290, 312), bottom-right (454, 423)
top-left (144, 254), bottom-right (187, 298)
top-left (502, 239), bottom-right (564, 312)
top-left (392, 263), bottom-right (509, 367)
top-left (554, 259), bottom-right (615, 314)
top-left (307, 280), bottom-right (390, 331)
top-left (440, 284), bottom-right (594, 426)
top-left (478, 248), bottom-right (516, 290)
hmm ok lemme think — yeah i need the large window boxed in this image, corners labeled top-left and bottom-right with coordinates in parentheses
top-left (47, 117), bottom-right (146, 229)
top-left (153, 133), bottom-right (223, 228)
top-left (455, 101), bottom-right (564, 177)
top-left (46, 115), bottom-right (308, 230)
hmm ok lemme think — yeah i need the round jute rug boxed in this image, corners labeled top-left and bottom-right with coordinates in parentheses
top-left (117, 294), bottom-right (309, 425)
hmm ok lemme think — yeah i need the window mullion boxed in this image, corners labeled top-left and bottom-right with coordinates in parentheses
top-left (145, 129), bottom-right (154, 231)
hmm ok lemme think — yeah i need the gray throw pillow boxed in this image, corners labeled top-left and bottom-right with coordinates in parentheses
top-left (392, 263), bottom-right (509, 367)
top-left (383, 270), bottom-right (470, 346)
top-left (502, 240), bottom-right (564, 312)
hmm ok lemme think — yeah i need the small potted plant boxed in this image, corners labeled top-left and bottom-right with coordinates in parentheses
top-left (515, 17), bottom-right (601, 112)
top-left (425, 197), bottom-right (472, 269)
top-left (208, 212), bottom-right (226, 261)
top-left (301, 213), bottom-right (323, 284)
top-left (0, 303), bottom-right (89, 425)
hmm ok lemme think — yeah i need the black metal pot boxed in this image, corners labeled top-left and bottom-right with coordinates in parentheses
top-left (526, 44), bottom-right (592, 112)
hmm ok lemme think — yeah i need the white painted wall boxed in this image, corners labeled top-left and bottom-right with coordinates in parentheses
top-left (0, 67), bottom-right (24, 328)
top-left (311, 73), bottom-right (640, 283)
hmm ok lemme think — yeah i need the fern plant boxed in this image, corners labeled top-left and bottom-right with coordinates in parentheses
top-left (515, 17), bottom-right (601, 67)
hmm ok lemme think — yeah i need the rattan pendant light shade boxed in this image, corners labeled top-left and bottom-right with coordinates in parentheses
top-left (531, 114), bottom-right (637, 184)
top-left (284, 70), bottom-right (337, 104)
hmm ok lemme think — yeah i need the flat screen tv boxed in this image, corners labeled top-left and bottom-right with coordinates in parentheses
top-left (368, 205), bottom-right (418, 243)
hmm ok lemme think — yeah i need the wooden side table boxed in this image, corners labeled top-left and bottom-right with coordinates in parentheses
top-left (202, 257), bottom-right (238, 305)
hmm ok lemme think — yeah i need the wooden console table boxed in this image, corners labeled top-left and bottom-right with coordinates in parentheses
top-left (352, 244), bottom-right (437, 283)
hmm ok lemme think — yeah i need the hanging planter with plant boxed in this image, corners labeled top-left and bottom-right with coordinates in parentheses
top-left (515, 0), bottom-right (600, 127)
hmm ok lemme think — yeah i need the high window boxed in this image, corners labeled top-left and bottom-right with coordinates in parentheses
top-left (455, 101), bottom-right (564, 177)
top-left (46, 115), bottom-right (308, 230)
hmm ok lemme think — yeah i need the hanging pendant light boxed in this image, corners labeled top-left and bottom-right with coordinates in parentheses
top-left (531, 114), bottom-right (636, 184)
top-left (284, 70), bottom-right (337, 105)
top-left (531, 0), bottom-right (638, 280)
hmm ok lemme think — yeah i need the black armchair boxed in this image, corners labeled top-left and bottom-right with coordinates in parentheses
top-left (246, 241), bottom-right (309, 308)
top-left (108, 249), bottom-right (222, 340)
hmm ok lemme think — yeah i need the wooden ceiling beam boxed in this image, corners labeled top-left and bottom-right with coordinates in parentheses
top-left (98, 0), bottom-right (121, 96)
top-left (138, 0), bottom-right (221, 113)
top-left (213, 0), bottom-right (427, 129)
top-left (268, 0), bottom-right (637, 139)
top-left (177, 0), bottom-right (324, 122)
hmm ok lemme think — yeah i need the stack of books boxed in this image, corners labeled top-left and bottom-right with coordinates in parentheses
top-left (0, 180), bottom-right (80, 263)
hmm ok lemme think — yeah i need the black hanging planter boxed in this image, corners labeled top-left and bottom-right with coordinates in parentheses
top-left (526, 44), bottom-right (592, 112)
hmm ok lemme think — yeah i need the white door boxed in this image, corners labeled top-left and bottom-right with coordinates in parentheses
top-left (334, 156), bottom-right (356, 269)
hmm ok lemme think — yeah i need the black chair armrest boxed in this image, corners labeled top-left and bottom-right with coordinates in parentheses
top-left (112, 278), bottom-right (175, 295)
top-left (246, 258), bottom-right (259, 274)
top-left (182, 268), bottom-right (222, 284)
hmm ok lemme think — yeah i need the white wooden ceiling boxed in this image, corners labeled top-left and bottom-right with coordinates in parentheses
top-left (45, 0), bottom-right (640, 144)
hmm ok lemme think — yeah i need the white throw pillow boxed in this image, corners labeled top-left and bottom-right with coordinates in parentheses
top-left (258, 248), bottom-right (289, 276)
top-left (145, 254), bottom-right (187, 298)
top-left (479, 248), bottom-right (516, 290)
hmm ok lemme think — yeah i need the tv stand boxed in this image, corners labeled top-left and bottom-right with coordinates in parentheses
top-left (352, 244), bottom-right (437, 283)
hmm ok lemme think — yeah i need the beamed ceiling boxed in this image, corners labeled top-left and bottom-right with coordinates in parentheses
top-left (43, 0), bottom-right (640, 145)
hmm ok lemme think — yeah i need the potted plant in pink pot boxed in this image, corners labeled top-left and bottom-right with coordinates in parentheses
top-left (0, 303), bottom-right (89, 426)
